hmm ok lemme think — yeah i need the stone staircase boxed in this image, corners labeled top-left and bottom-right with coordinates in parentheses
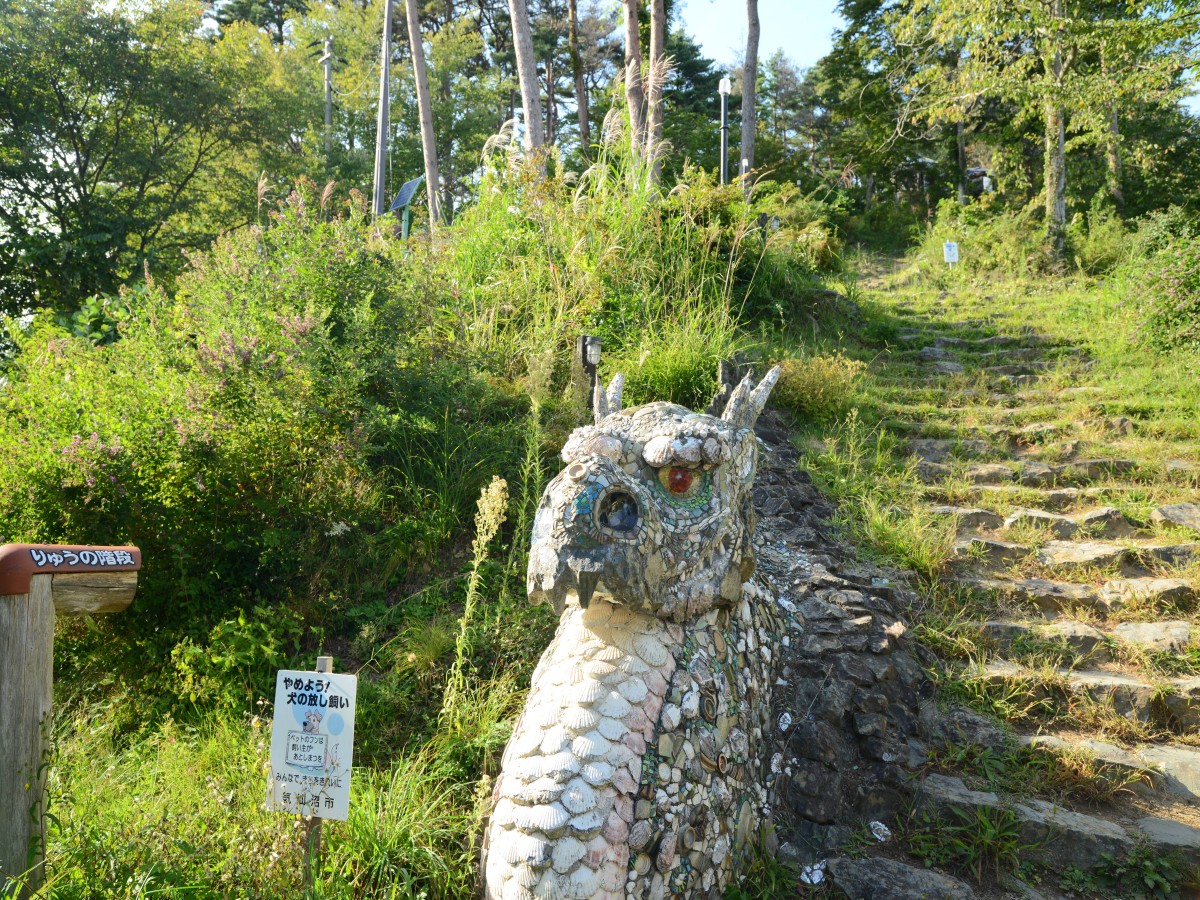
top-left (849, 296), bottom-right (1200, 890)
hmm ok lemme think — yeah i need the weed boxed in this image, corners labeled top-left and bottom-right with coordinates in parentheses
top-left (905, 803), bottom-right (1033, 882)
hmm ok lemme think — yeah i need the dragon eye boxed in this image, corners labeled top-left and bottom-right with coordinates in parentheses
top-left (658, 466), bottom-right (699, 497)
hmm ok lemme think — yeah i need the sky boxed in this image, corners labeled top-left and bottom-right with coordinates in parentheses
top-left (676, 0), bottom-right (846, 74)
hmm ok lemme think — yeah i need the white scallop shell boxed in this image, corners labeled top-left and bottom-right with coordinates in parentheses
top-left (511, 802), bottom-right (569, 833)
top-left (633, 633), bottom-right (670, 667)
top-left (642, 435), bottom-right (674, 467)
top-left (596, 715), bottom-right (626, 741)
top-left (572, 681), bottom-right (607, 704)
top-left (550, 836), bottom-right (587, 874)
top-left (560, 777), bottom-right (598, 815)
top-left (617, 678), bottom-right (649, 703)
top-left (560, 707), bottom-right (601, 732)
top-left (571, 731), bottom-right (612, 759)
top-left (578, 760), bottom-right (615, 786)
top-left (595, 691), bottom-right (632, 718)
top-left (499, 831), bottom-right (553, 866)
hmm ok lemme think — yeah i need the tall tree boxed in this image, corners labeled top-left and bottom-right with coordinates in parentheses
top-left (567, 0), bottom-right (591, 153)
top-left (0, 0), bottom-right (302, 313)
top-left (214, 0), bottom-right (309, 44)
top-left (622, 0), bottom-right (646, 163)
top-left (740, 0), bottom-right (760, 179)
top-left (507, 0), bottom-right (545, 155)
top-left (405, 0), bottom-right (442, 225)
top-left (894, 0), bottom-right (1197, 256)
top-left (645, 0), bottom-right (667, 180)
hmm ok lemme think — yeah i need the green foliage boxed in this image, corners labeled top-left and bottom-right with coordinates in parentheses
top-left (1131, 234), bottom-right (1200, 352)
top-left (1058, 846), bottom-right (1187, 899)
top-left (906, 803), bottom-right (1032, 883)
top-left (170, 606), bottom-right (305, 714)
top-left (772, 352), bottom-right (866, 422)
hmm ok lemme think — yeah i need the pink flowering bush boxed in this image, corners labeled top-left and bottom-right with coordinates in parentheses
top-left (1136, 236), bottom-right (1200, 351)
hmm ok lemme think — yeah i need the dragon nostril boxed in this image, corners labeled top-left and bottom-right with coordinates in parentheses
top-left (597, 491), bottom-right (639, 532)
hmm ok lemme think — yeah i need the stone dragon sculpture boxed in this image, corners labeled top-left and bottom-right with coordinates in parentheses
top-left (483, 367), bottom-right (785, 900)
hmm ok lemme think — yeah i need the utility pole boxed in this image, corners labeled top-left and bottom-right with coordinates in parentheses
top-left (320, 36), bottom-right (334, 160)
top-left (373, 0), bottom-right (394, 216)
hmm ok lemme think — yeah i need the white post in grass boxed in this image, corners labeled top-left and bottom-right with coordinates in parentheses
top-left (0, 544), bottom-right (140, 899)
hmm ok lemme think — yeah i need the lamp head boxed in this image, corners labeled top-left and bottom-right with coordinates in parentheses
top-left (719, 76), bottom-right (732, 96)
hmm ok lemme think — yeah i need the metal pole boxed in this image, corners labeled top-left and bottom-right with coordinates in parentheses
top-left (322, 36), bottom-right (333, 160)
top-left (719, 92), bottom-right (728, 185)
top-left (372, 0), bottom-right (394, 216)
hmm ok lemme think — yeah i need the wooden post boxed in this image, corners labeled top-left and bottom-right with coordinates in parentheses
top-left (302, 655), bottom-right (333, 888)
top-left (0, 544), bottom-right (140, 899)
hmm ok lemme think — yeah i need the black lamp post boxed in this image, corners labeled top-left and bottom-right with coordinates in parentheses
top-left (719, 76), bottom-right (731, 185)
top-left (577, 335), bottom-right (601, 410)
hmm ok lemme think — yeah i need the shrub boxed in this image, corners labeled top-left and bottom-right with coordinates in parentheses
top-left (771, 352), bottom-right (866, 422)
top-left (1133, 236), bottom-right (1200, 351)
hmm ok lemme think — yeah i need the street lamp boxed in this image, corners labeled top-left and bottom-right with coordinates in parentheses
top-left (718, 76), bottom-right (732, 185)
top-left (577, 335), bottom-right (601, 410)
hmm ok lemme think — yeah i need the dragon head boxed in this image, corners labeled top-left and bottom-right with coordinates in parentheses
top-left (527, 367), bottom-right (780, 622)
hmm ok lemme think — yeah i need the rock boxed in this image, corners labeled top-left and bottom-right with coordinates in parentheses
top-left (952, 538), bottom-right (1029, 566)
top-left (1112, 621), bottom-right (1193, 653)
top-left (826, 856), bottom-right (977, 900)
top-left (1151, 503), bottom-right (1200, 534)
top-left (1005, 508), bottom-right (1078, 539)
top-left (918, 346), bottom-right (957, 362)
top-left (1165, 459), bottom-right (1198, 480)
top-left (1135, 817), bottom-right (1200, 867)
top-left (1014, 798), bottom-right (1133, 870)
top-left (916, 461), bottom-right (952, 484)
top-left (1016, 423), bottom-right (1060, 442)
top-left (1068, 671), bottom-right (1157, 723)
top-left (979, 621), bottom-right (1031, 646)
top-left (1022, 735), bottom-right (1157, 794)
top-left (1077, 507), bottom-right (1137, 539)
top-left (1036, 541), bottom-right (1127, 572)
top-left (1137, 745), bottom-right (1200, 804)
top-left (929, 361), bottom-right (965, 375)
top-left (1161, 678), bottom-right (1200, 730)
top-left (1004, 579), bottom-right (1100, 612)
top-left (930, 506), bottom-right (1004, 532)
top-left (1056, 459), bottom-right (1138, 481)
top-left (1099, 578), bottom-right (1197, 609)
top-left (932, 336), bottom-right (966, 348)
top-left (909, 439), bottom-right (987, 463)
top-left (1042, 621), bottom-right (1109, 660)
top-left (917, 773), bottom-right (1134, 871)
top-left (965, 463), bottom-right (1015, 485)
top-left (1141, 543), bottom-right (1200, 568)
top-left (1019, 461), bottom-right (1056, 487)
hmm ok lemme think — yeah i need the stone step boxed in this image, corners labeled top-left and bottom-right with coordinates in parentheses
top-left (1022, 735), bottom-right (1200, 807)
top-left (1019, 734), bottom-right (1162, 797)
top-left (907, 438), bottom-right (992, 463)
top-left (963, 485), bottom-right (1131, 511)
top-left (916, 772), bottom-right (1200, 869)
top-left (932, 460), bottom-right (1144, 488)
top-left (977, 617), bottom-right (1195, 660)
top-left (955, 576), bottom-right (1197, 614)
top-left (981, 660), bottom-right (1200, 731)
top-left (1152, 503), bottom-right (1200, 535)
top-left (1035, 540), bottom-right (1200, 575)
top-left (929, 506), bottom-right (1005, 533)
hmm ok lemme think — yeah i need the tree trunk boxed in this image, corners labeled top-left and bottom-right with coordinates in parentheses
top-left (646, 0), bottom-right (666, 182)
top-left (740, 0), bottom-right (759, 185)
top-left (405, 0), bottom-right (442, 227)
top-left (956, 119), bottom-right (967, 204)
top-left (1100, 47), bottom-right (1124, 212)
top-left (1105, 104), bottom-right (1124, 212)
top-left (622, 0), bottom-right (646, 164)
top-left (1043, 0), bottom-right (1066, 256)
top-left (567, 0), bottom-right (590, 155)
top-left (1044, 99), bottom-right (1066, 254)
top-left (546, 54), bottom-right (556, 145)
top-left (508, 0), bottom-right (545, 156)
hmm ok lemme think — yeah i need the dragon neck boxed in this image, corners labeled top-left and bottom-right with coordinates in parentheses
top-left (485, 583), bottom-right (780, 899)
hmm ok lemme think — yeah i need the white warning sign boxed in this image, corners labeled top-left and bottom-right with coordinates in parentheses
top-left (268, 669), bottom-right (357, 820)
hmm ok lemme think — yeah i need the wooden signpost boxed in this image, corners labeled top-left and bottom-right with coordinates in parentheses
top-left (0, 543), bottom-right (140, 899)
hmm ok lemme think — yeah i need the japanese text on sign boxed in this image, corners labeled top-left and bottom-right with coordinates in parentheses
top-left (29, 548), bottom-right (134, 567)
top-left (268, 669), bottom-right (357, 821)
